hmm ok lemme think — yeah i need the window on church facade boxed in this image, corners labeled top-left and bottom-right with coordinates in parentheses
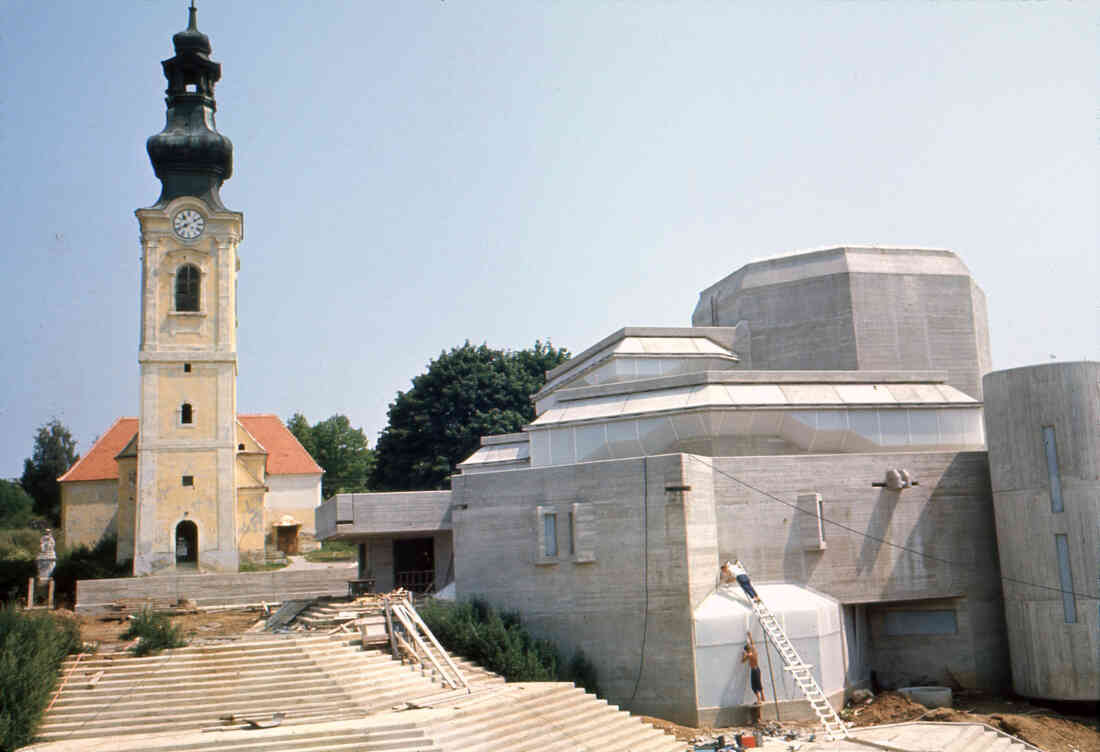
top-left (175, 264), bottom-right (200, 311)
top-left (181, 403), bottom-right (193, 424)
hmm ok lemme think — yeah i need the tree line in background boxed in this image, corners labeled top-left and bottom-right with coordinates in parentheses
top-left (289, 340), bottom-right (569, 496)
top-left (4, 339), bottom-right (569, 529)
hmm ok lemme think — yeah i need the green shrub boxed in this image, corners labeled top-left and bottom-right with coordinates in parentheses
top-left (239, 559), bottom-right (288, 572)
top-left (122, 608), bottom-right (185, 656)
top-left (0, 560), bottom-right (36, 605)
top-left (51, 537), bottom-right (131, 607)
top-left (418, 598), bottom-right (599, 695)
top-left (0, 605), bottom-right (82, 750)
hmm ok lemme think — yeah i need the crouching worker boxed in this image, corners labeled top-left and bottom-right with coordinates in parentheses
top-left (741, 631), bottom-right (766, 704)
top-left (720, 559), bottom-right (761, 602)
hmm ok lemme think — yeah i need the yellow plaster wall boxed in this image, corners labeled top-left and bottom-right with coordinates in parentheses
top-left (116, 456), bottom-right (137, 563)
top-left (237, 490), bottom-right (266, 560)
top-left (152, 452), bottom-right (223, 557)
top-left (61, 480), bottom-right (118, 549)
top-left (157, 246), bottom-right (216, 349)
top-left (158, 364), bottom-right (220, 440)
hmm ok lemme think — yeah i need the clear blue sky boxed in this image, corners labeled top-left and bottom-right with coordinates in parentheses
top-left (2, 1), bottom-right (1096, 478)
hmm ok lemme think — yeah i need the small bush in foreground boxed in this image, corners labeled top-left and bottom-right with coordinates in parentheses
top-left (0, 605), bottom-right (81, 750)
top-left (122, 608), bottom-right (185, 656)
top-left (418, 598), bottom-right (600, 696)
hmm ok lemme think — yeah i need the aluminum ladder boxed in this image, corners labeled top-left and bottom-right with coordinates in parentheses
top-left (752, 598), bottom-right (849, 741)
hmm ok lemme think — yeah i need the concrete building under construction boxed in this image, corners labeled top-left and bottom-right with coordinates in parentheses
top-left (318, 246), bottom-right (1099, 725)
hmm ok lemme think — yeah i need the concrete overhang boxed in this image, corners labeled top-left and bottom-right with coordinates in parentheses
top-left (316, 491), bottom-right (453, 541)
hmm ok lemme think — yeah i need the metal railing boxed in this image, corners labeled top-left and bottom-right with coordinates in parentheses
top-left (395, 569), bottom-right (435, 592)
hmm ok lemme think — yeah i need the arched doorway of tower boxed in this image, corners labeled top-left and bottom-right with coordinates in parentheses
top-left (175, 520), bottom-right (198, 568)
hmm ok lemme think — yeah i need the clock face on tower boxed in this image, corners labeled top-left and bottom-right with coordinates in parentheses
top-left (173, 209), bottom-right (205, 240)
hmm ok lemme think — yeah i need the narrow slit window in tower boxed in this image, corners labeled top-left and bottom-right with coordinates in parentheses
top-left (180, 402), bottom-right (193, 424)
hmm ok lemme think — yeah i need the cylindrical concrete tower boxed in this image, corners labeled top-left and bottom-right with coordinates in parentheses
top-left (983, 362), bottom-right (1099, 700)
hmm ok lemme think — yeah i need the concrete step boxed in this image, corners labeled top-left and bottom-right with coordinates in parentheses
top-left (430, 687), bottom-right (596, 750)
top-left (38, 693), bottom-right (361, 735)
top-left (458, 697), bottom-right (623, 751)
top-left (943, 724), bottom-right (991, 752)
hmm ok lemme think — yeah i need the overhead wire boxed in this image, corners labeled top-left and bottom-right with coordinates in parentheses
top-left (687, 454), bottom-right (1099, 602)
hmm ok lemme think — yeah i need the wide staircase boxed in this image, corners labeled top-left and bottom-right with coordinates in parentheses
top-left (36, 633), bottom-right (454, 743)
top-left (33, 630), bottom-right (681, 752)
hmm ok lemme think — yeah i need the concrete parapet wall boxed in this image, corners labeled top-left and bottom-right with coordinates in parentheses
top-left (317, 491), bottom-right (452, 540)
top-left (75, 567), bottom-right (352, 611)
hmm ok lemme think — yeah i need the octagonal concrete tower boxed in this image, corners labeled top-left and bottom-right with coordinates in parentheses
top-left (692, 247), bottom-right (992, 399)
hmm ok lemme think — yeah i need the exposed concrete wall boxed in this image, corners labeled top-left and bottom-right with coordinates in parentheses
top-left (451, 455), bottom-right (701, 725)
top-left (701, 450), bottom-right (1009, 691)
top-left (691, 248), bottom-right (990, 400)
top-left (75, 567), bottom-right (352, 611)
top-left (60, 480), bottom-right (118, 550)
top-left (983, 362), bottom-right (1100, 700)
top-left (317, 491), bottom-right (452, 540)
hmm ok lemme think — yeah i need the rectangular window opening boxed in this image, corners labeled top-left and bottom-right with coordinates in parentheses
top-left (181, 475), bottom-right (194, 487)
top-left (568, 511), bottom-right (575, 556)
top-left (184, 363), bottom-right (191, 373)
top-left (1055, 534), bottom-right (1077, 624)
top-left (883, 609), bottom-right (957, 636)
top-left (543, 513), bottom-right (557, 558)
top-left (1042, 426), bottom-right (1064, 513)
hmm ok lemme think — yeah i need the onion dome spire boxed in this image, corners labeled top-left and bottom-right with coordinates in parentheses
top-left (146, 3), bottom-right (234, 210)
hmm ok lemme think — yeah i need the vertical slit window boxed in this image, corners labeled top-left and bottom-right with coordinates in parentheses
top-left (568, 511), bottom-right (575, 556)
top-left (180, 403), bottom-right (193, 425)
top-left (1054, 534), bottom-right (1076, 624)
top-left (1042, 426), bottom-right (1063, 513)
top-left (175, 264), bottom-right (200, 312)
top-left (543, 513), bottom-right (557, 557)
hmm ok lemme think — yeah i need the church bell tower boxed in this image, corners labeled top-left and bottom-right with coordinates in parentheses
top-left (131, 5), bottom-right (242, 573)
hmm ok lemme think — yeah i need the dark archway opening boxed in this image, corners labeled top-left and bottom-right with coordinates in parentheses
top-left (393, 537), bottom-right (434, 592)
top-left (175, 520), bottom-right (198, 567)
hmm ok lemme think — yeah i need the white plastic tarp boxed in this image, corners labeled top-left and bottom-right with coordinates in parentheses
top-left (694, 584), bottom-right (844, 710)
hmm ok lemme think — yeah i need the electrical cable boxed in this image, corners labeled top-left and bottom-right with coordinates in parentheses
top-left (629, 456), bottom-right (649, 704)
top-left (688, 454), bottom-right (1099, 602)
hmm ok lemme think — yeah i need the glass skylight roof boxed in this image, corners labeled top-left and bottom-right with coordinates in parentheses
top-left (531, 382), bottom-right (975, 427)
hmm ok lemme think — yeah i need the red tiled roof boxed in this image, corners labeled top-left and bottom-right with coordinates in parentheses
top-left (59, 415), bottom-right (322, 483)
top-left (237, 414), bottom-right (323, 476)
top-left (57, 418), bottom-right (139, 483)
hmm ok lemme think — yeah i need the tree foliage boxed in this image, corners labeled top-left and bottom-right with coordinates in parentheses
top-left (370, 340), bottom-right (569, 491)
top-left (20, 419), bottom-right (79, 526)
top-left (0, 482), bottom-right (35, 530)
top-left (286, 414), bottom-right (375, 499)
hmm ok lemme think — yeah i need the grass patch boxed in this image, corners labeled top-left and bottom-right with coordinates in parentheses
top-left (122, 608), bottom-right (186, 656)
top-left (239, 559), bottom-right (288, 572)
top-left (303, 540), bottom-right (357, 562)
top-left (0, 605), bottom-right (82, 750)
top-left (419, 598), bottom-right (600, 696)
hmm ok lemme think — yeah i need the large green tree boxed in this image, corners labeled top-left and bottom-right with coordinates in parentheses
top-left (371, 340), bottom-right (570, 491)
top-left (286, 414), bottom-right (375, 499)
top-left (20, 419), bottom-right (79, 525)
top-left (0, 480), bottom-right (35, 529)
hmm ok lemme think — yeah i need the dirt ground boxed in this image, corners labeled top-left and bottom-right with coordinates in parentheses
top-left (62, 606), bottom-right (266, 651)
top-left (643, 692), bottom-right (1100, 752)
top-left (844, 691), bottom-right (1100, 752)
